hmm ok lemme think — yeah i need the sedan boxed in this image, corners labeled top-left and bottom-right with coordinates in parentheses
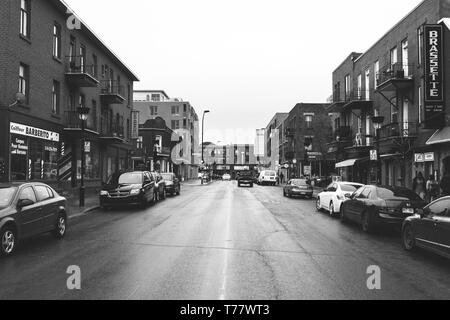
top-left (402, 196), bottom-right (450, 259)
top-left (340, 185), bottom-right (426, 233)
top-left (316, 182), bottom-right (363, 215)
top-left (0, 182), bottom-right (67, 257)
top-left (161, 173), bottom-right (181, 196)
top-left (222, 174), bottom-right (231, 181)
top-left (283, 179), bottom-right (313, 199)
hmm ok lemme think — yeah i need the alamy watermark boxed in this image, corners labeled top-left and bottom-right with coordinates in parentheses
top-left (366, 265), bottom-right (381, 290)
top-left (66, 8), bottom-right (81, 30)
top-left (66, 265), bottom-right (81, 290)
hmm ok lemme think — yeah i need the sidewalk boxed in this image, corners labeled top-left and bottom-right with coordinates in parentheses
top-left (63, 192), bottom-right (101, 219)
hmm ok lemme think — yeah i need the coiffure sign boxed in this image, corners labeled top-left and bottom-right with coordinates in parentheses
top-left (424, 24), bottom-right (445, 128)
top-left (10, 122), bottom-right (60, 142)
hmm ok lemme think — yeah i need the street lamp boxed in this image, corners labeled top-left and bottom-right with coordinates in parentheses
top-left (201, 110), bottom-right (210, 185)
top-left (77, 106), bottom-right (90, 207)
top-left (372, 115), bottom-right (385, 185)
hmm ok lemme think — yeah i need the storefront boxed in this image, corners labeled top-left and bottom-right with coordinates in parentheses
top-left (9, 121), bottom-right (61, 183)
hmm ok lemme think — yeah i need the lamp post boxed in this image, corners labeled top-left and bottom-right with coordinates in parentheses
top-left (201, 110), bottom-right (210, 185)
top-left (77, 106), bottom-right (90, 207)
top-left (372, 115), bottom-right (385, 185)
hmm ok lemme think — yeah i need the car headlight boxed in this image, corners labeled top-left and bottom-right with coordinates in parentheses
top-left (100, 191), bottom-right (109, 196)
top-left (130, 189), bottom-right (141, 195)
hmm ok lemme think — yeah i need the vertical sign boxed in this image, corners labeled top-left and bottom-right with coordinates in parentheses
top-left (131, 110), bottom-right (139, 139)
top-left (424, 25), bottom-right (445, 128)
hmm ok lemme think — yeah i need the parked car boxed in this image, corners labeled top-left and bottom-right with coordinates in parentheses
top-left (150, 172), bottom-right (167, 201)
top-left (316, 182), bottom-right (364, 215)
top-left (161, 173), bottom-right (181, 196)
top-left (402, 196), bottom-right (450, 259)
top-left (0, 182), bottom-right (67, 257)
top-left (283, 179), bottom-right (313, 199)
top-left (340, 185), bottom-right (427, 233)
top-left (258, 170), bottom-right (278, 186)
top-left (222, 174), bottom-right (231, 181)
top-left (237, 171), bottom-right (254, 187)
top-left (100, 171), bottom-right (156, 209)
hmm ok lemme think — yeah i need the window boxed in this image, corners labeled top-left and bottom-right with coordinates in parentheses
top-left (365, 69), bottom-right (370, 100)
top-left (19, 187), bottom-right (36, 203)
top-left (18, 63), bottom-right (29, 103)
top-left (171, 120), bottom-right (180, 130)
top-left (390, 46), bottom-right (398, 67)
top-left (79, 45), bottom-right (86, 72)
top-left (418, 26), bottom-right (424, 66)
top-left (361, 187), bottom-right (372, 199)
top-left (93, 54), bottom-right (98, 78)
top-left (344, 75), bottom-right (351, 99)
top-left (183, 119), bottom-right (187, 128)
top-left (52, 80), bottom-right (60, 114)
top-left (305, 115), bottom-right (313, 129)
top-left (137, 136), bottom-right (143, 149)
top-left (357, 74), bottom-right (362, 98)
top-left (428, 199), bottom-right (450, 217)
top-left (20, 0), bottom-right (31, 38)
top-left (171, 105), bottom-right (180, 115)
top-left (52, 23), bottom-right (61, 59)
top-left (151, 94), bottom-right (160, 102)
top-left (402, 39), bottom-right (409, 76)
top-left (154, 135), bottom-right (162, 153)
top-left (34, 185), bottom-right (52, 202)
top-left (183, 104), bottom-right (187, 113)
top-left (79, 94), bottom-right (85, 109)
top-left (150, 106), bottom-right (158, 116)
top-left (69, 36), bottom-right (76, 63)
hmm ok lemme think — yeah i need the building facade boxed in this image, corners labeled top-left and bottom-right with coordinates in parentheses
top-left (282, 103), bottom-right (333, 179)
top-left (0, 0), bottom-right (138, 191)
top-left (133, 90), bottom-right (200, 180)
top-left (328, 0), bottom-right (450, 188)
top-left (264, 113), bottom-right (289, 172)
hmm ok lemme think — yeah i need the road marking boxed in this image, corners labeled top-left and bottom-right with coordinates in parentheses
top-left (219, 185), bottom-right (233, 300)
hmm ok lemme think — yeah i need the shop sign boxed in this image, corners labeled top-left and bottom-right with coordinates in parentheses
top-left (423, 25), bottom-right (445, 129)
top-left (415, 153), bottom-right (425, 163)
top-left (234, 166), bottom-right (250, 171)
top-left (424, 152), bottom-right (435, 162)
top-left (131, 110), bottom-right (139, 139)
top-left (10, 122), bottom-right (60, 142)
top-left (370, 150), bottom-right (378, 161)
top-left (45, 146), bottom-right (58, 153)
top-left (84, 141), bottom-right (91, 153)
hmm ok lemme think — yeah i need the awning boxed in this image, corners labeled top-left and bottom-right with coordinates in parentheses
top-left (426, 127), bottom-right (450, 146)
top-left (335, 159), bottom-right (358, 168)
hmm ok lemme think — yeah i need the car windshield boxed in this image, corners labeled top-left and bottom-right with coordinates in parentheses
top-left (161, 174), bottom-right (173, 181)
top-left (266, 171), bottom-right (276, 177)
top-left (292, 180), bottom-right (309, 186)
top-left (118, 173), bottom-right (143, 184)
top-left (0, 187), bottom-right (17, 209)
top-left (377, 187), bottom-right (423, 201)
top-left (341, 184), bottom-right (360, 192)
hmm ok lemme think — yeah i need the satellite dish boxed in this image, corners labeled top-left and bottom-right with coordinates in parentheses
top-left (15, 92), bottom-right (26, 104)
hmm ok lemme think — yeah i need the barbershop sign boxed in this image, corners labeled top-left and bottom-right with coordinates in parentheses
top-left (10, 122), bottom-right (60, 142)
top-left (424, 25), bottom-right (445, 129)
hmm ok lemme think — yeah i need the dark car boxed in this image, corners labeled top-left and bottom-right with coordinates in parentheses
top-left (237, 171), bottom-right (254, 187)
top-left (0, 182), bottom-right (67, 257)
top-left (340, 185), bottom-right (426, 233)
top-left (150, 172), bottom-right (167, 201)
top-left (402, 196), bottom-right (450, 259)
top-left (161, 173), bottom-right (181, 196)
top-left (283, 179), bottom-right (313, 199)
top-left (100, 171), bottom-right (156, 209)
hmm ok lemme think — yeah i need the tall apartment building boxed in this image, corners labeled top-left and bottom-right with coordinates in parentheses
top-left (133, 90), bottom-right (200, 180)
top-left (0, 0), bottom-right (139, 190)
top-left (264, 113), bottom-right (289, 172)
top-left (328, 0), bottom-right (450, 187)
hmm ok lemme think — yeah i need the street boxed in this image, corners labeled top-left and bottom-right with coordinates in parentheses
top-left (1, 181), bottom-right (450, 300)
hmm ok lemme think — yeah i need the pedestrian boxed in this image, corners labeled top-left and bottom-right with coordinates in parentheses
top-left (280, 172), bottom-right (284, 184)
top-left (413, 172), bottom-right (426, 200)
top-left (440, 171), bottom-right (450, 197)
top-left (426, 174), bottom-right (440, 202)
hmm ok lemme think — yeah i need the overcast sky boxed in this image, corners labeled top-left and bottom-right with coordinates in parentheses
top-left (66, 0), bottom-right (423, 144)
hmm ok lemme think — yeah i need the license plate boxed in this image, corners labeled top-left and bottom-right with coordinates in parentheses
top-left (402, 208), bottom-right (414, 214)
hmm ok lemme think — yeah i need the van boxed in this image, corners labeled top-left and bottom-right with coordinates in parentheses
top-left (258, 170), bottom-right (278, 186)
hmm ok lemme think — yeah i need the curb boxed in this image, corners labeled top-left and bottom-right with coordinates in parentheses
top-left (69, 205), bottom-right (101, 220)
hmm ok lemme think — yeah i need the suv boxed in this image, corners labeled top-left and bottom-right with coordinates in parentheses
top-left (100, 171), bottom-right (156, 209)
top-left (150, 172), bottom-right (167, 202)
top-left (258, 170), bottom-right (278, 186)
top-left (237, 171), bottom-right (254, 187)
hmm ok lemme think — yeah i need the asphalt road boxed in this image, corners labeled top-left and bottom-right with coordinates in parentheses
top-left (1, 181), bottom-right (450, 300)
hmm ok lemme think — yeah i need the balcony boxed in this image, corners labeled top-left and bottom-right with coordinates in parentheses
top-left (376, 63), bottom-right (414, 92)
top-left (285, 128), bottom-right (295, 138)
top-left (334, 126), bottom-right (353, 141)
top-left (65, 56), bottom-right (99, 87)
top-left (63, 111), bottom-right (99, 140)
top-left (378, 122), bottom-right (419, 141)
top-left (100, 81), bottom-right (125, 104)
top-left (99, 117), bottom-right (125, 143)
top-left (342, 89), bottom-right (374, 111)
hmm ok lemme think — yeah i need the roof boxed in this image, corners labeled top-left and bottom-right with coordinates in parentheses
top-left (133, 90), bottom-right (170, 99)
top-left (54, 0), bottom-right (139, 81)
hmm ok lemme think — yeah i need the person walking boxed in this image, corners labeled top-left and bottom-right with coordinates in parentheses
top-left (440, 172), bottom-right (450, 197)
top-left (279, 172), bottom-right (284, 184)
top-left (413, 172), bottom-right (426, 200)
top-left (426, 174), bottom-right (440, 202)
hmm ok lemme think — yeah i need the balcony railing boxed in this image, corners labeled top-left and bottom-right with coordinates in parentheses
top-left (334, 126), bottom-right (353, 141)
top-left (345, 89), bottom-right (373, 102)
top-left (378, 122), bottom-right (419, 140)
top-left (100, 81), bottom-right (125, 104)
top-left (376, 63), bottom-right (414, 87)
top-left (349, 134), bottom-right (374, 148)
top-left (100, 117), bottom-right (125, 139)
top-left (64, 111), bottom-right (98, 132)
top-left (65, 56), bottom-right (99, 87)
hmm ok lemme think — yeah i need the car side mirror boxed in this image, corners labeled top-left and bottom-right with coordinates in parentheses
top-left (345, 194), bottom-right (352, 199)
top-left (17, 199), bottom-right (34, 210)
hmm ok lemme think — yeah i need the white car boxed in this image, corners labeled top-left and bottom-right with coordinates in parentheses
top-left (258, 170), bottom-right (278, 186)
top-left (222, 174), bottom-right (231, 181)
top-left (316, 182), bottom-right (364, 215)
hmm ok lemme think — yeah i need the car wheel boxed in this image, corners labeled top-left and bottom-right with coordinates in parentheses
top-left (316, 198), bottom-right (321, 212)
top-left (329, 202), bottom-right (335, 216)
top-left (1, 225), bottom-right (17, 257)
top-left (340, 206), bottom-right (347, 223)
top-left (361, 211), bottom-right (373, 233)
top-left (52, 213), bottom-right (67, 239)
top-left (402, 225), bottom-right (416, 251)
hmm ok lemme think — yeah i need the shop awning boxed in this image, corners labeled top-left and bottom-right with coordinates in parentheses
top-left (335, 159), bottom-right (358, 168)
top-left (426, 127), bottom-right (450, 146)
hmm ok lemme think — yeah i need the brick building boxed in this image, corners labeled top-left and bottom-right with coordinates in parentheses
top-left (0, 0), bottom-right (139, 191)
top-left (264, 113), bottom-right (289, 172)
top-left (133, 90), bottom-right (200, 180)
top-left (328, 0), bottom-right (450, 187)
top-left (282, 103), bottom-right (333, 179)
